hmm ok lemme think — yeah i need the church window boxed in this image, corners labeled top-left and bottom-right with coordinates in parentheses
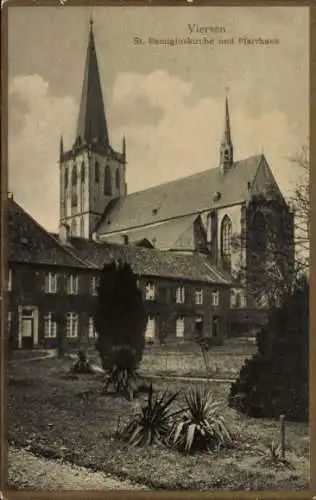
top-left (71, 218), bottom-right (77, 237)
top-left (81, 162), bottom-right (85, 183)
top-left (64, 167), bottom-right (68, 188)
top-left (72, 165), bottom-right (77, 186)
top-left (104, 165), bottom-right (111, 195)
top-left (115, 168), bottom-right (120, 189)
top-left (95, 162), bottom-right (100, 183)
top-left (224, 147), bottom-right (230, 161)
top-left (221, 215), bottom-right (232, 271)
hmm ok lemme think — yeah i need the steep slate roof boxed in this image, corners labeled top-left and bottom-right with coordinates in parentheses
top-left (7, 199), bottom-right (89, 269)
top-left (96, 154), bottom-right (263, 235)
top-left (101, 214), bottom-right (197, 250)
top-left (51, 235), bottom-right (233, 286)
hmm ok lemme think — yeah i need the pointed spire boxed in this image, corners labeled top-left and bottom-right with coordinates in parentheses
top-left (222, 95), bottom-right (231, 144)
top-left (75, 19), bottom-right (109, 147)
top-left (219, 89), bottom-right (234, 173)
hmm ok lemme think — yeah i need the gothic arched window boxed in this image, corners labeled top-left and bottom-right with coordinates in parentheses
top-left (81, 161), bottom-right (85, 183)
top-left (71, 165), bottom-right (77, 186)
top-left (71, 219), bottom-right (77, 237)
top-left (71, 165), bottom-right (78, 207)
top-left (95, 162), bottom-right (99, 183)
top-left (80, 217), bottom-right (84, 237)
top-left (64, 167), bottom-right (68, 189)
top-left (221, 215), bottom-right (232, 271)
top-left (115, 168), bottom-right (120, 189)
top-left (104, 165), bottom-right (111, 195)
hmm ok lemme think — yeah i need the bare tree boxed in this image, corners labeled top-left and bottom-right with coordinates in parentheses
top-left (231, 146), bottom-right (309, 308)
top-left (288, 145), bottom-right (310, 275)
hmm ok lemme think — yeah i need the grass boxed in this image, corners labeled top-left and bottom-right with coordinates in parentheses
top-left (8, 355), bottom-right (309, 491)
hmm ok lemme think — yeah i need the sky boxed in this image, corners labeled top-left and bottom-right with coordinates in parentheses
top-left (8, 6), bottom-right (309, 232)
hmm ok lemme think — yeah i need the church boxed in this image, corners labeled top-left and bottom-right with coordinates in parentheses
top-left (59, 20), bottom-right (295, 309)
top-left (7, 19), bottom-right (295, 351)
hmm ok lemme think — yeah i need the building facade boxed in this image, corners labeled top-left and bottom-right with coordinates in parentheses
top-left (7, 197), bottom-right (232, 350)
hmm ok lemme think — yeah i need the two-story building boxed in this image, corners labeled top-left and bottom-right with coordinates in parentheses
top-left (7, 196), bottom-right (232, 350)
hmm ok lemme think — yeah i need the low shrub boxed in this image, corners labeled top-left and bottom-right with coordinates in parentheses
top-left (170, 386), bottom-right (231, 454)
top-left (119, 383), bottom-right (180, 447)
top-left (70, 349), bottom-right (94, 375)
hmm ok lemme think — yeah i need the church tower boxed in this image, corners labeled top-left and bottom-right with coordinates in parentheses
top-left (59, 19), bottom-right (127, 239)
top-left (219, 95), bottom-right (234, 173)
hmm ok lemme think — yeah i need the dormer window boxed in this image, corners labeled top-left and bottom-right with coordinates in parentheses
top-left (152, 208), bottom-right (158, 216)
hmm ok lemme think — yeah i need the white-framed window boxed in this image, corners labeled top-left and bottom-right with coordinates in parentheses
top-left (67, 274), bottom-right (79, 295)
top-left (88, 317), bottom-right (97, 339)
top-left (8, 269), bottom-right (12, 291)
top-left (145, 282), bottom-right (155, 301)
top-left (44, 272), bottom-right (57, 293)
top-left (44, 312), bottom-right (57, 338)
top-left (212, 290), bottom-right (219, 306)
top-left (176, 316), bottom-right (185, 338)
top-left (195, 288), bottom-right (203, 305)
top-left (66, 312), bottom-right (78, 338)
top-left (176, 286), bottom-right (185, 304)
top-left (145, 315), bottom-right (155, 340)
top-left (90, 276), bottom-right (99, 296)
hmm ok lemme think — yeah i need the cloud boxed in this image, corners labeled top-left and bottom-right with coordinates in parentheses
top-left (8, 70), bottom-right (307, 233)
top-left (8, 74), bottom-right (77, 231)
top-left (110, 70), bottom-right (307, 198)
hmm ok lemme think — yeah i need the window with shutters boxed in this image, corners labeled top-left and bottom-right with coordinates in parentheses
top-left (176, 316), bottom-right (185, 338)
top-left (145, 282), bottom-right (155, 301)
top-left (176, 286), bottom-right (185, 304)
top-left (195, 288), bottom-right (203, 305)
top-left (67, 274), bottom-right (79, 295)
top-left (145, 315), bottom-right (155, 340)
top-left (66, 312), bottom-right (78, 338)
top-left (44, 272), bottom-right (57, 293)
top-left (44, 312), bottom-right (57, 338)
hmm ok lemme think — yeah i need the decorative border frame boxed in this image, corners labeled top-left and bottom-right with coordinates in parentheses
top-left (1, 1), bottom-right (315, 498)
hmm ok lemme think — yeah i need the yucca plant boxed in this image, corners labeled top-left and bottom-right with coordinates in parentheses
top-left (170, 385), bottom-right (231, 454)
top-left (120, 384), bottom-right (180, 447)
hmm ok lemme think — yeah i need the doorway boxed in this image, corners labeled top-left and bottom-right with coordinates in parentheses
top-left (18, 306), bottom-right (39, 349)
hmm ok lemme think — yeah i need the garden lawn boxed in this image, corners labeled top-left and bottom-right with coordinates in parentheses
top-left (8, 357), bottom-right (309, 491)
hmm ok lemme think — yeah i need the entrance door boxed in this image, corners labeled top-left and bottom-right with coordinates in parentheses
top-left (212, 316), bottom-right (220, 338)
top-left (18, 307), bottom-right (38, 349)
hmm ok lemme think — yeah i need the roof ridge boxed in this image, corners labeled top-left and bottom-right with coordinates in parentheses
top-left (123, 153), bottom-right (263, 199)
top-left (7, 199), bottom-right (89, 268)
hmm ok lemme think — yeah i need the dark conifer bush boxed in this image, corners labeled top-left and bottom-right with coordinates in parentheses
top-left (94, 259), bottom-right (147, 398)
top-left (229, 277), bottom-right (309, 422)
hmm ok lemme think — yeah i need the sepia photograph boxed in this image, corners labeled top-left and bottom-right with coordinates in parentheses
top-left (4, 4), bottom-right (310, 492)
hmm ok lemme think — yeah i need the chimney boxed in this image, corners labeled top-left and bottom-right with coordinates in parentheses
top-left (8, 192), bottom-right (13, 200)
top-left (59, 222), bottom-right (71, 245)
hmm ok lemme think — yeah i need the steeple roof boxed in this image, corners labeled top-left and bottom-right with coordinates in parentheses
top-left (75, 19), bottom-right (109, 146)
top-left (222, 96), bottom-right (232, 145)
